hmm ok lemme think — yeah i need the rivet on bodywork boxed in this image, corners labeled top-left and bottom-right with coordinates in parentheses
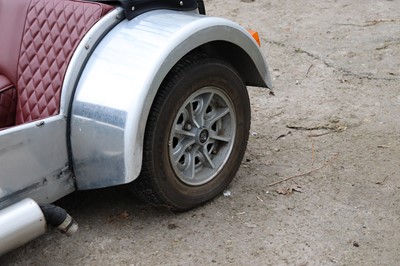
top-left (180, 1), bottom-right (184, 6)
top-left (85, 44), bottom-right (90, 50)
top-left (35, 121), bottom-right (45, 127)
top-left (132, 6), bottom-right (135, 11)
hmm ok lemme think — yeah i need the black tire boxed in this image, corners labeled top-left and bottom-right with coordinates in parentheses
top-left (131, 53), bottom-right (250, 211)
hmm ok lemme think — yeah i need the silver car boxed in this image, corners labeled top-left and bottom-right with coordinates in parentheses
top-left (0, 0), bottom-right (271, 255)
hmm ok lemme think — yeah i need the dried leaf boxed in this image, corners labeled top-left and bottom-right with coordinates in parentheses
top-left (292, 185), bottom-right (303, 193)
top-left (276, 187), bottom-right (292, 195)
top-left (276, 185), bottom-right (303, 195)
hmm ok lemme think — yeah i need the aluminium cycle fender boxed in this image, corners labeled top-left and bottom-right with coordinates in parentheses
top-left (70, 9), bottom-right (272, 190)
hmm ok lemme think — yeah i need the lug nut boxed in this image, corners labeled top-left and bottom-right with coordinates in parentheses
top-left (184, 123), bottom-right (192, 131)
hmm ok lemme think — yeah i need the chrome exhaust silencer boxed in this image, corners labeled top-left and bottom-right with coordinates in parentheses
top-left (0, 198), bottom-right (46, 255)
top-left (0, 198), bottom-right (78, 256)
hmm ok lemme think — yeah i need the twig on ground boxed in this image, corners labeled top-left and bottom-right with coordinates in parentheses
top-left (375, 176), bottom-right (388, 185)
top-left (306, 64), bottom-right (314, 77)
top-left (287, 124), bottom-right (334, 131)
top-left (335, 19), bottom-right (398, 28)
top-left (377, 145), bottom-right (391, 148)
top-left (267, 153), bottom-right (339, 187)
top-left (308, 132), bottom-right (331, 137)
top-left (276, 131), bottom-right (292, 140)
top-left (311, 137), bottom-right (315, 166)
top-left (287, 123), bottom-right (347, 135)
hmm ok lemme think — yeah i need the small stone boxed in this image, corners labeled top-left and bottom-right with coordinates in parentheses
top-left (223, 190), bottom-right (232, 197)
top-left (244, 222), bottom-right (257, 228)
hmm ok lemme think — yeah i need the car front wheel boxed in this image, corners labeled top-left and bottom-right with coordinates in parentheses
top-left (132, 53), bottom-right (251, 211)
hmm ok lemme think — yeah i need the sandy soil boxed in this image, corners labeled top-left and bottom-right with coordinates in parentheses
top-left (2, 0), bottom-right (400, 265)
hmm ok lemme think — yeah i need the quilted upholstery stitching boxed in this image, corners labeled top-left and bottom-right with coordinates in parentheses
top-left (16, 0), bottom-right (107, 124)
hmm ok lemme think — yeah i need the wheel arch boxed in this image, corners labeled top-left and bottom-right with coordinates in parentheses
top-left (194, 40), bottom-right (270, 88)
top-left (70, 10), bottom-right (271, 189)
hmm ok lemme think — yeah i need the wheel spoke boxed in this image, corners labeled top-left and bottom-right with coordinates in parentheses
top-left (183, 148), bottom-right (197, 179)
top-left (209, 132), bottom-right (231, 143)
top-left (200, 92), bottom-right (214, 122)
top-left (174, 127), bottom-right (196, 138)
top-left (188, 153), bottom-right (196, 179)
top-left (173, 139), bottom-right (195, 164)
top-left (186, 102), bottom-right (201, 128)
top-left (206, 107), bottom-right (230, 128)
top-left (201, 147), bottom-right (216, 169)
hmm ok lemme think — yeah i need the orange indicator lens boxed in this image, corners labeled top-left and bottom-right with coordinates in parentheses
top-left (248, 30), bottom-right (261, 46)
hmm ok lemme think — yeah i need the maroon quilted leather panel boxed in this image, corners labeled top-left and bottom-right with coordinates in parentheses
top-left (0, 0), bottom-right (31, 85)
top-left (0, 75), bottom-right (17, 128)
top-left (16, 0), bottom-right (113, 125)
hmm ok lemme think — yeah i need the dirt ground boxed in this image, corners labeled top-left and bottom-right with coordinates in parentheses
top-left (2, 0), bottom-right (400, 265)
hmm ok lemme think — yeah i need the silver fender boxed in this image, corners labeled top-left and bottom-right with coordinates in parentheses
top-left (70, 10), bottom-right (272, 189)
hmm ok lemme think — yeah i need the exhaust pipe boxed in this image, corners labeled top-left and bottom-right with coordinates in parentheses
top-left (0, 198), bottom-right (46, 255)
top-left (40, 204), bottom-right (78, 236)
top-left (0, 198), bottom-right (78, 256)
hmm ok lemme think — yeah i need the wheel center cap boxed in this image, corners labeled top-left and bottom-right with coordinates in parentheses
top-left (198, 128), bottom-right (209, 144)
